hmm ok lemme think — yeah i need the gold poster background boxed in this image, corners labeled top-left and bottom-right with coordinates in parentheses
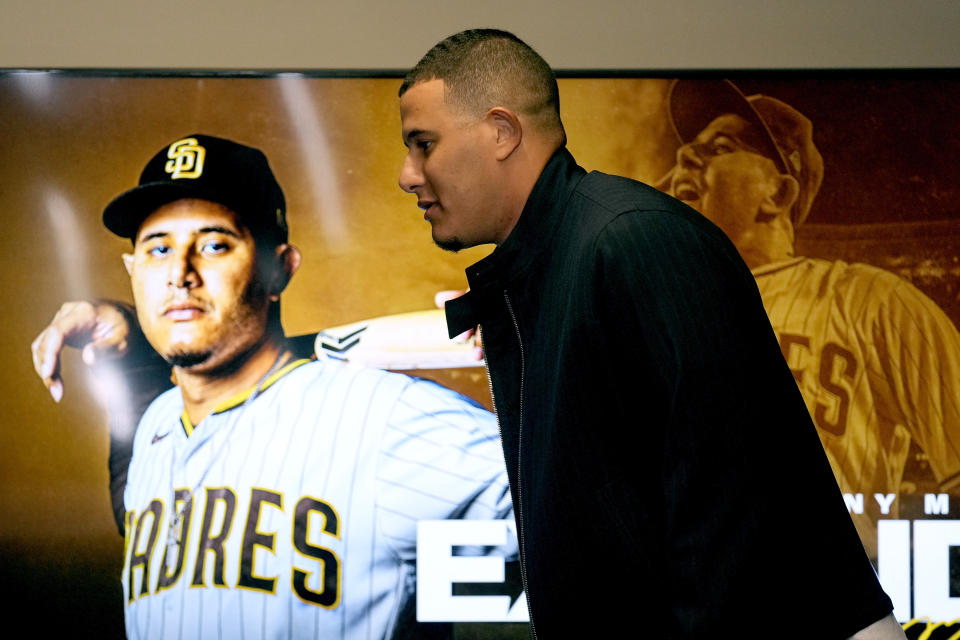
top-left (1, 72), bottom-right (958, 634)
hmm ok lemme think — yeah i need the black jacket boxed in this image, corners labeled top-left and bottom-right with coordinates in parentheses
top-left (447, 149), bottom-right (891, 638)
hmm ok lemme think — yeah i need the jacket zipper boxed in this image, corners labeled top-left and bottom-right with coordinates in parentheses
top-left (501, 290), bottom-right (537, 639)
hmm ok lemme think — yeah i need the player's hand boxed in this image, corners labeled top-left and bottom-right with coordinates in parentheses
top-left (435, 290), bottom-right (484, 360)
top-left (31, 300), bottom-right (135, 402)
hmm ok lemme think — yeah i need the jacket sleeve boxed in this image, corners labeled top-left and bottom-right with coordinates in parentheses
top-left (593, 209), bottom-right (892, 638)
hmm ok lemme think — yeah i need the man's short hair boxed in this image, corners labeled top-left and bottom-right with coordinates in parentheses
top-left (400, 28), bottom-right (565, 142)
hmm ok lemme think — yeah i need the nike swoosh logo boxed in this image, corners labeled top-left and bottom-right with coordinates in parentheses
top-left (151, 431), bottom-right (171, 445)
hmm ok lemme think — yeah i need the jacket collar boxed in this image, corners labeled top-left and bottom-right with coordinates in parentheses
top-left (446, 147), bottom-right (586, 336)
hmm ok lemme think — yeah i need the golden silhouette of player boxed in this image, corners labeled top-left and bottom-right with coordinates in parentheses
top-left (658, 79), bottom-right (960, 560)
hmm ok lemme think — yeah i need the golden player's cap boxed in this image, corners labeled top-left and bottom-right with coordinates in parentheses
top-left (102, 134), bottom-right (288, 243)
top-left (665, 79), bottom-right (824, 227)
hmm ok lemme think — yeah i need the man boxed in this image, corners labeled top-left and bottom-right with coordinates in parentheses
top-left (659, 78), bottom-right (960, 560)
top-left (398, 29), bottom-right (903, 638)
top-left (33, 134), bottom-right (513, 639)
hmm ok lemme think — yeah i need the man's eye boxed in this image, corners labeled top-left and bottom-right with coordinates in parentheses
top-left (202, 242), bottom-right (229, 255)
top-left (708, 136), bottom-right (739, 155)
top-left (147, 245), bottom-right (170, 257)
top-left (417, 140), bottom-right (433, 152)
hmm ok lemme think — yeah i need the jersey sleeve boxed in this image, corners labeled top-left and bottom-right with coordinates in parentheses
top-left (865, 274), bottom-right (960, 490)
top-left (592, 210), bottom-right (892, 637)
top-left (375, 377), bottom-right (514, 561)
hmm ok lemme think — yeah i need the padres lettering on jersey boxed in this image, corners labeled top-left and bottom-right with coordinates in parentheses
top-left (754, 257), bottom-right (960, 558)
top-left (123, 358), bottom-right (513, 640)
top-left (125, 488), bottom-right (341, 607)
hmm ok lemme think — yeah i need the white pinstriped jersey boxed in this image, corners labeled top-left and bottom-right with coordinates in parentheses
top-left (121, 358), bottom-right (513, 639)
top-left (753, 257), bottom-right (960, 557)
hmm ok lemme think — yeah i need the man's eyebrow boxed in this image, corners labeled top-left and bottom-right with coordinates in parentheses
top-left (199, 226), bottom-right (241, 237)
top-left (137, 225), bottom-right (240, 244)
top-left (138, 230), bottom-right (168, 243)
top-left (402, 129), bottom-right (426, 146)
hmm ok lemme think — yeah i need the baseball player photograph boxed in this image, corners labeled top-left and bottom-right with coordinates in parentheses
top-left (30, 133), bottom-right (516, 639)
top-left (657, 78), bottom-right (960, 562)
top-left (6, 58), bottom-right (959, 639)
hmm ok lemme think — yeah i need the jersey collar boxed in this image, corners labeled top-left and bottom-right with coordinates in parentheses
top-left (179, 357), bottom-right (312, 437)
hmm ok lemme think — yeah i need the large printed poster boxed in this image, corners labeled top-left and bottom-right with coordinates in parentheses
top-left (1, 71), bottom-right (957, 637)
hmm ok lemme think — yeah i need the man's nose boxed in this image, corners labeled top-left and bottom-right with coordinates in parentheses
top-left (398, 154), bottom-right (423, 194)
top-left (677, 142), bottom-right (704, 169)
top-left (168, 249), bottom-right (199, 288)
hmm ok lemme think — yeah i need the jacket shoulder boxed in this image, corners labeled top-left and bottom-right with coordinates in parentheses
top-left (569, 171), bottom-right (732, 249)
top-left (574, 171), bottom-right (715, 229)
top-left (575, 171), bottom-right (684, 214)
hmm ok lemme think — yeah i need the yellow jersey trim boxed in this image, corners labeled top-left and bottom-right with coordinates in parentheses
top-left (180, 358), bottom-right (313, 435)
top-left (180, 410), bottom-right (193, 438)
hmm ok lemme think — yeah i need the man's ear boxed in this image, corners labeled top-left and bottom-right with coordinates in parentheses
top-left (267, 244), bottom-right (302, 301)
top-left (485, 107), bottom-right (523, 161)
top-left (758, 173), bottom-right (800, 221)
top-left (122, 253), bottom-right (134, 276)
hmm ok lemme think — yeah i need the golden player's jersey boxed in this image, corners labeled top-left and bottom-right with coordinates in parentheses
top-left (753, 257), bottom-right (960, 558)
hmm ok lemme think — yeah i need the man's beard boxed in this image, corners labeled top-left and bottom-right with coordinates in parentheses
top-left (164, 350), bottom-right (213, 368)
top-left (433, 233), bottom-right (464, 253)
top-left (156, 268), bottom-right (271, 372)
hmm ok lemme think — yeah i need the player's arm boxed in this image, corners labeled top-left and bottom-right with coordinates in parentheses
top-left (31, 299), bottom-right (173, 533)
